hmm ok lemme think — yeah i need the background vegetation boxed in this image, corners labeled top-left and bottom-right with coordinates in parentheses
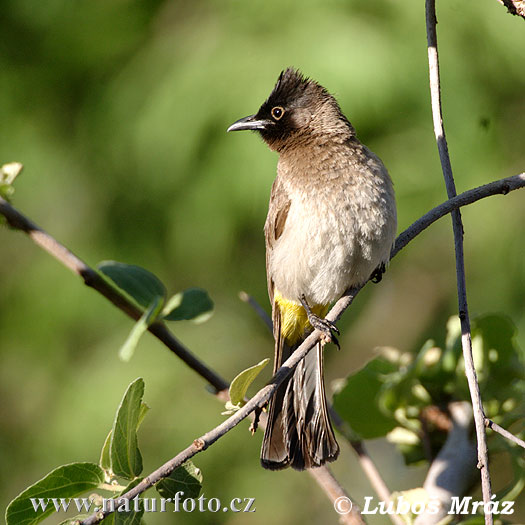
top-left (1, 1), bottom-right (524, 523)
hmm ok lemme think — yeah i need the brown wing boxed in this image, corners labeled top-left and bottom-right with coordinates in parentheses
top-left (264, 176), bottom-right (291, 374)
top-left (261, 176), bottom-right (339, 470)
top-left (264, 176), bottom-right (291, 305)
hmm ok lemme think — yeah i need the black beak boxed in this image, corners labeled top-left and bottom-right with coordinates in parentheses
top-left (227, 114), bottom-right (272, 132)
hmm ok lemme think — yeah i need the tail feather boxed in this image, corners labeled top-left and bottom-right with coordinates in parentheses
top-left (261, 337), bottom-right (339, 470)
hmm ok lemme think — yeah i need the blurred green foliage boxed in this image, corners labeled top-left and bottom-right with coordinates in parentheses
top-left (334, 314), bottom-right (524, 493)
top-left (1, 1), bottom-right (525, 524)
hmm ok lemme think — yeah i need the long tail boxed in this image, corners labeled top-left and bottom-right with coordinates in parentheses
top-left (261, 328), bottom-right (340, 470)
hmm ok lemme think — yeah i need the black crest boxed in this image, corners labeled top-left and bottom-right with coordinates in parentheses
top-left (258, 68), bottom-right (330, 116)
top-left (227, 67), bottom-right (351, 148)
top-left (249, 68), bottom-right (340, 146)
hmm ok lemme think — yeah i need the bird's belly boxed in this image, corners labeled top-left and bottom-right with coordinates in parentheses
top-left (269, 193), bottom-right (392, 307)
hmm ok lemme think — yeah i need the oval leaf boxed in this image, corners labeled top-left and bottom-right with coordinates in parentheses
top-left (333, 357), bottom-right (398, 439)
top-left (137, 402), bottom-right (150, 429)
top-left (1, 162), bottom-right (23, 201)
top-left (100, 403), bottom-right (148, 473)
top-left (110, 378), bottom-right (145, 479)
top-left (99, 430), bottom-right (113, 472)
top-left (162, 288), bottom-right (214, 322)
top-left (6, 462), bottom-right (104, 525)
top-left (155, 461), bottom-right (202, 500)
top-left (229, 358), bottom-right (270, 407)
top-left (97, 261), bottom-right (166, 310)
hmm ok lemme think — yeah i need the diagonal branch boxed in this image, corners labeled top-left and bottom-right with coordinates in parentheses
top-left (1, 169), bottom-right (524, 525)
top-left (78, 325), bottom-right (363, 525)
top-left (425, 1), bottom-right (493, 522)
top-left (239, 290), bottom-right (273, 331)
top-left (392, 172), bottom-right (525, 257)
top-left (0, 197), bottom-right (229, 393)
top-left (0, 197), bottom-right (364, 525)
top-left (309, 466), bottom-right (365, 525)
top-left (2, 171), bottom-right (524, 392)
top-left (485, 419), bottom-right (525, 449)
top-left (332, 410), bottom-right (405, 525)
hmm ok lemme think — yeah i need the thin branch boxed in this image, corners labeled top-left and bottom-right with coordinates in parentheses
top-left (238, 290), bottom-right (273, 332)
top-left (331, 409), bottom-right (403, 525)
top-left (347, 441), bottom-right (392, 512)
top-left (2, 171), bottom-right (524, 393)
top-left (485, 418), bottom-right (525, 449)
top-left (349, 443), bottom-right (405, 525)
top-left (425, 1), bottom-right (493, 522)
top-left (2, 168), bottom-right (525, 523)
top-left (0, 197), bottom-right (229, 393)
top-left (78, 326), bottom-right (346, 524)
top-left (392, 172), bottom-right (525, 257)
top-left (0, 198), bottom-right (359, 524)
top-left (308, 467), bottom-right (366, 525)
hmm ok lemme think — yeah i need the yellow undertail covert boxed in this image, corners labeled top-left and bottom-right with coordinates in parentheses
top-left (274, 289), bottom-right (330, 346)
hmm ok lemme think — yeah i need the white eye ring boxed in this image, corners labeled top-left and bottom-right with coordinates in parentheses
top-left (271, 106), bottom-right (285, 120)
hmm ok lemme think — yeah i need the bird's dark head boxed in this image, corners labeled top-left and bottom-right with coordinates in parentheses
top-left (227, 68), bottom-right (352, 151)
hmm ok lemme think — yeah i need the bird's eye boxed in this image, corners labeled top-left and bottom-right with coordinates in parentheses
top-left (271, 106), bottom-right (285, 120)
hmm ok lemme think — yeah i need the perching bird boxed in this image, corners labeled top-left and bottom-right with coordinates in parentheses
top-left (227, 68), bottom-right (397, 470)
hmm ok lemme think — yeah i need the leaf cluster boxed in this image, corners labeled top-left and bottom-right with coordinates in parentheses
top-left (334, 314), bottom-right (525, 500)
top-left (6, 379), bottom-right (203, 525)
top-left (97, 261), bottom-right (213, 362)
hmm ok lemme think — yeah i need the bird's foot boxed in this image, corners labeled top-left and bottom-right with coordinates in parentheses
top-left (370, 263), bottom-right (386, 284)
top-left (249, 407), bottom-right (263, 435)
top-left (300, 295), bottom-right (340, 349)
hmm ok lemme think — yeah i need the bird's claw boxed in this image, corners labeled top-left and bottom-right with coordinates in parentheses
top-left (309, 316), bottom-right (340, 349)
top-left (370, 263), bottom-right (386, 284)
top-left (300, 295), bottom-right (340, 349)
top-left (250, 407), bottom-right (263, 435)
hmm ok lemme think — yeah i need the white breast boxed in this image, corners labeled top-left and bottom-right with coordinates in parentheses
top-left (268, 152), bottom-right (396, 306)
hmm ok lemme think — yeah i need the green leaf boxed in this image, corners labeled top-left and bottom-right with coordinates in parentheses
top-left (155, 461), bottom-right (202, 500)
top-left (442, 315), bottom-right (463, 375)
top-left (101, 403), bottom-right (149, 473)
top-left (394, 439), bottom-right (427, 466)
top-left (110, 378), bottom-right (145, 479)
top-left (162, 288), bottom-right (214, 323)
top-left (102, 479), bottom-right (144, 525)
top-left (0, 183), bottom-right (14, 202)
top-left (228, 358), bottom-right (270, 408)
top-left (137, 402), bottom-right (150, 429)
top-left (100, 430), bottom-right (113, 472)
top-left (97, 261), bottom-right (167, 310)
top-left (475, 314), bottom-right (522, 382)
top-left (333, 356), bottom-right (398, 439)
top-left (0, 162), bottom-right (23, 201)
top-left (5, 462), bottom-right (104, 525)
top-left (119, 297), bottom-right (164, 362)
top-left (0, 162), bottom-right (23, 185)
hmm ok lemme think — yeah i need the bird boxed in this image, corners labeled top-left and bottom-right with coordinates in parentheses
top-left (227, 68), bottom-right (397, 470)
